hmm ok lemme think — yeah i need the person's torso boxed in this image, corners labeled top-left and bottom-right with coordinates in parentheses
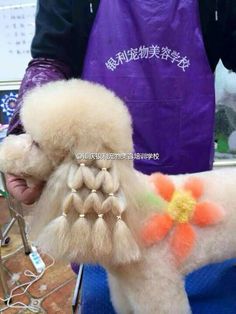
top-left (81, 0), bottom-right (215, 175)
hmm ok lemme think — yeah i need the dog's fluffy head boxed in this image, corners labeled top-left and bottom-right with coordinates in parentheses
top-left (1, 80), bottom-right (155, 265)
top-left (21, 79), bottom-right (133, 162)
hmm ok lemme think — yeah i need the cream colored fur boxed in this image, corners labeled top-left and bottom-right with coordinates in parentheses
top-left (0, 79), bottom-right (236, 314)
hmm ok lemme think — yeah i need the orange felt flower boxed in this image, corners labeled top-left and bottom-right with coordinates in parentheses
top-left (141, 173), bottom-right (225, 263)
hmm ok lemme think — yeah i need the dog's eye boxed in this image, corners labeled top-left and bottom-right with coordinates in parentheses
top-left (33, 140), bottom-right (40, 148)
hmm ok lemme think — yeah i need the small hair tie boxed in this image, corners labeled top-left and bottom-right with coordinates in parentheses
top-left (98, 214), bottom-right (104, 218)
top-left (102, 167), bottom-right (107, 171)
top-left (108, 193), bottom-right (114, 196)
top-left (79, 214), bottom-right (85, 218)
top-left (80, 163), bottom-right (85, 167)
top-left (117, 215), bottom-right (122, 220)
top-left (71, 188), bottom-right (77, 193)
top-left (91, 189), bottom-right (97, 193)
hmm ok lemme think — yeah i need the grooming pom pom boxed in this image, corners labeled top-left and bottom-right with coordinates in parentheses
top-left (141, 213), bottom-right (173, 246)
top-left (192, 201), bottom-right (225, 226)
top-left (150, 173), bottom-right (175, 201)
top-left (183, 177), bottom-right (204, 200)
top-left (170, 223), bottom-right (196, 264)
top-left (113, 219), bottom-right (141, 264)
top-left (70, 216), bottom-right (91, 258)
top-left (36, 215), bottom-right (71, 259)
top-left (92, 217), bottom-right (112, 256)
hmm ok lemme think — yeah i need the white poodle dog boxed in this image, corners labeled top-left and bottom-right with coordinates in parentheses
top-left (0, 79), bottom-right (236, 314)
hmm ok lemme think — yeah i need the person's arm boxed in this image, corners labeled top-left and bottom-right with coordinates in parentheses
top-left (7, 58), bottom-right (71, 135)
top-left (220, 0), bottom-right (236, 72)
top-left (8, 0), bottom-right (74, 135)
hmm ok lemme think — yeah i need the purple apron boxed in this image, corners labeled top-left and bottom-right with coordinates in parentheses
top-left (82, 0), bottom-right (215, 175)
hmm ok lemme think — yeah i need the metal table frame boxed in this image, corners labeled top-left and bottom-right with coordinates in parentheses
top-left (0, 172), bottom-right (31, 301)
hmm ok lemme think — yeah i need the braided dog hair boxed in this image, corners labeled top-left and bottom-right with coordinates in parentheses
top-left (33, 156), bottom-right (145, 265)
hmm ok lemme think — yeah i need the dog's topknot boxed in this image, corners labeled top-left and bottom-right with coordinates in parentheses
top-left (20, 79), bottom-right (133, 160)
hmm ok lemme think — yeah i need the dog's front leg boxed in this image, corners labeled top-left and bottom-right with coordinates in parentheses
top-left (108, 249), bottom-right (191, 314)
top-left (108, 272), bottom-right (133, 314)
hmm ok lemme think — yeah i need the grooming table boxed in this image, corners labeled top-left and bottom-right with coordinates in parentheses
top-left (77, 259), bottom-right (236, 314)
top-left (187, 258), bottom-right (236, 313)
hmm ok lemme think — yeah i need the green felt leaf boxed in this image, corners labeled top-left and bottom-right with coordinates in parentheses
top-left (143, 192), bottom-right (165, 207)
